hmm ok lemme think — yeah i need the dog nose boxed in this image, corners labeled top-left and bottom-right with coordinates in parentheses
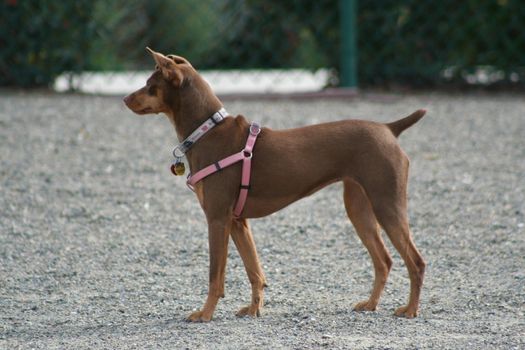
top-left (123, 94), bottom-right (131, 106)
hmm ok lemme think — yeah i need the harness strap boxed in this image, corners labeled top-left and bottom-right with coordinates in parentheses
top-left (187, 151), bottom-right (243, 186)
top-left (187, 122), bottom-right (261, 217)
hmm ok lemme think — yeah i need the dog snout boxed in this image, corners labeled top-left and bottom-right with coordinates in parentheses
top-left (123, 94), bottom-right (133, 107)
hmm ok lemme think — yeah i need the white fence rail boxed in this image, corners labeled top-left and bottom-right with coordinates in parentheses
top-left (54, 69), bottom-right (334, 95)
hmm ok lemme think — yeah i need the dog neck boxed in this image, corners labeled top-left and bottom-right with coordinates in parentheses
top-left (172, 108), bottom-right (229, 159)
top-left (165, 75), bottom-right (224, 141)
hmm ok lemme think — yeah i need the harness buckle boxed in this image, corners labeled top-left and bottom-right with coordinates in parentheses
top-left (249, 122), bottom-right (261, 136)
top-left (173, 147), bottom-right (185, 158)
top-left (212, 107), bottom-right (228, 124)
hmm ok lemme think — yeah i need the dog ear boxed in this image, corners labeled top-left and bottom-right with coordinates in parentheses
top-left (167, 54), bottom-right (193, 67)
top-left (146, 47), bottom-right (184, 86)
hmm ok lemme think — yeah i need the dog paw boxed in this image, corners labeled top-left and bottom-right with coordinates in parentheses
top-left (186, 310), bottom-right (212, 322)
top-left (236, 305), bottom-right (261, 318)
top-left (353, 300), bottom-right (377, 312)
top-left (394, 305), bottom-right (418, 318)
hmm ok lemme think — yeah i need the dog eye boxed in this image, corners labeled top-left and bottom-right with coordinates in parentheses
top-left (147, 86), bottom-right (157, 95)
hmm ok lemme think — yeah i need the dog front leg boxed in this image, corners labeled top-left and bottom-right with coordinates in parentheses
top-left (230, 219), bottom-right (267, 317)
top-left (187, 219), bottom-right (231, 322)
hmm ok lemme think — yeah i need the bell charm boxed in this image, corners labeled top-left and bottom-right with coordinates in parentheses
top-left (171, 161), bottom-right (185, 176)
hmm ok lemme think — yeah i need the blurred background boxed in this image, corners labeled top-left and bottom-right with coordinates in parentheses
top-left (1, 3), bottom-right (525, 348)
top-left (1, 0), bottom-right (524, 92)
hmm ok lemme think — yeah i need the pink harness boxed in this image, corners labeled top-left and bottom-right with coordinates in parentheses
top-left (187, 122), bottom-right (261, 217)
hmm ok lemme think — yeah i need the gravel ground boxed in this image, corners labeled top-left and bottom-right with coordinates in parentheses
top-left (1, 91), bottom-right (524, 349)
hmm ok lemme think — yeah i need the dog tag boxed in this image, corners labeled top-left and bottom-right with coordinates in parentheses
top-left (171, 161), bottom-right (185, 176)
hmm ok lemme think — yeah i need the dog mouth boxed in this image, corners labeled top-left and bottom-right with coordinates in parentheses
top-left (138, 107), bottom-right (154, 114)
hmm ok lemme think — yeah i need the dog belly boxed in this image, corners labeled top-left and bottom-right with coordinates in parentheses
top-left (241, 167), bottom-right (341, 218)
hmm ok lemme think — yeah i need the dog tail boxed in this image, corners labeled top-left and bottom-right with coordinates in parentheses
top-left (387, 109), bottom-right (426, 137)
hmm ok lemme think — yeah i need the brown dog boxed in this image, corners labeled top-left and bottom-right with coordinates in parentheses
top-left (124, 48), bottom-right (426, 322)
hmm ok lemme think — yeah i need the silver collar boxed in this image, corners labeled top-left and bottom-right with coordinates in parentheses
top-left (172, 108), bottom-right (229, 159)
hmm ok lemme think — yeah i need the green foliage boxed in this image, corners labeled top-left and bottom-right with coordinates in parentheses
top-left (357, 0), bottom-right (525, 86)
top-left (1, 0), bottom-right (523, 88)
top-left (0, 0), bottom-right (97, 87)
top-left (201, 0), bottom-right (338, 70)
top-left (86, 0), bottom-right (222, 71)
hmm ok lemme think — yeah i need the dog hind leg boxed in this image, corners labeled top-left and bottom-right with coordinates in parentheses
top-left (379, 213), bottom-right (425, 318)
top-left (343, 179), bottom-right (393, 312)
top-left (366, 181), bottom-right (426, 318)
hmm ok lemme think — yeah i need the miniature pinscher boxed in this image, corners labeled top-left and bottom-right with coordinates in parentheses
top-left (124, 48), bottom-right (426, 322)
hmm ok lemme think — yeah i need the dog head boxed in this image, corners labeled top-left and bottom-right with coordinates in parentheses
top-left (123, 48), bottom-right (222, 128)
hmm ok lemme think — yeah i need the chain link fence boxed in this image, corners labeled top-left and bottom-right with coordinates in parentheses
top-left (2, 0), bottom-right (524, 89)
top-left (357, 0), bottom-right (525, 87)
